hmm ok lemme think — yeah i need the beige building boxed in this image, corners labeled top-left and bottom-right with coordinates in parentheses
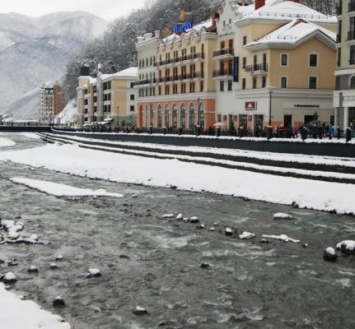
top-left (136, 19), bottom-right (218, 131)
top-left (333, 0), bottom-right (355, 129)
top-left (77, 66), bottom-right (138, 128)
top-left (216, 0), bottom-right (337, 132)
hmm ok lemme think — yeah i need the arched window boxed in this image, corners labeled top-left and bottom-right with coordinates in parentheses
top-left (197, 102), bottom-right (205, 129)
top-left (350, 75), bottom-right (355, 89)
top-left (157, 105), bottom-right (162, 128)
top-left (150, 105), bottom-right (154, 126)
top-left (164, 104), bottom-right (169, 127)
top-left (172, 104), bottom-right (178, 128)
top-left (180, 104), bottom-right (186, 129)
top-left (189, 103), bottom-right (195, 130)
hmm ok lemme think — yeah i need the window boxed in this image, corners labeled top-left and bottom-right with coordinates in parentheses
top-left (242, 78), bottom-right (246, 89)
top-left (280, 77), bottom-right (287, 88)
top-left (281, 54), bottom-right (288, 66)
top-left (220, 81), bottom-right (224, 91)
top-left (228, 80), bottom-right (232, 91)
top-left (242, 57), bottom-right (247, 68)
top-left (350, 45), bottom-right (355, 64)
top-left (181, 83), bottom-right (186, 93)
top-left (309, 54), bottom-right (318, 67)
top-left (309, 76), bottom-right (317, 89)
top-left (243, 36), bottom-right (247, 46)
top-left (190, 82), bottom-right (195, 93)
top-left (253, 77), bottom-right (257, 89)
top-left (262, 76), bottom-right (266, 88)
top-left (173, 84), bottom-right (178, 94)
top-left (130, 105), bottom-right (135, 112)
top-left (130, 94), bottom-right (135, 100)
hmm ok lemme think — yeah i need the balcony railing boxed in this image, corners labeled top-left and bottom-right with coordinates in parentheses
top-left (244, 63), bottom-right (268, 72)
top-left (155, 53), bottom-right (205, 67)
top-left (213, 69), bottom-right (232, 77)
top-left (213, 48), bottom-right (234, 57)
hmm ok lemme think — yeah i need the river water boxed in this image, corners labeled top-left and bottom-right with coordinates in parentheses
top-left (0, 133), bottom-right (355, 329)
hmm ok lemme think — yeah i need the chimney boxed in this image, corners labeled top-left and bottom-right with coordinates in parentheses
top-left (255, 0), bottom-right (265, 10)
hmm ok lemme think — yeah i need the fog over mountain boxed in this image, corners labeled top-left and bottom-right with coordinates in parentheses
top-left (0, 11), bottom-right (107, 119)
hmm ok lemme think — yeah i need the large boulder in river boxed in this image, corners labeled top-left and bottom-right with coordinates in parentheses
top-left (336, 240), bottom-right (355, 255)
top-left (273, 213), bottom-right (293, 220)
top-left (323, 247), bottom-right (337, 261)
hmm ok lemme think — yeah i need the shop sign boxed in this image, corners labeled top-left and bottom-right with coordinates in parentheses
top-left (245, 101), bottom-right (257, 111)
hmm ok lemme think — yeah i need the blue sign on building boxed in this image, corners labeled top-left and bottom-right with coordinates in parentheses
top-left (173, 22), bottom-right (193, 34)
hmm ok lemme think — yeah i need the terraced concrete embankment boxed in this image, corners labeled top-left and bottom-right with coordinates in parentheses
top-left (39, 131), bottom-right (355, 184)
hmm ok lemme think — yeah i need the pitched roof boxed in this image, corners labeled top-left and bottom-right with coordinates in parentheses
top-left (244, 18), bottom-right (336, 50)
top-left (235, 0), bottom-right (336, 24)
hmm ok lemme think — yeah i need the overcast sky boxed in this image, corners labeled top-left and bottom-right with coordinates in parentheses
top-left (0, 0), bottom-right (147, 21)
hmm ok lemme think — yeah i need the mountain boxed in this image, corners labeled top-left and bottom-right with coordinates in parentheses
top-left (0, 11), bottom-right (107, 119)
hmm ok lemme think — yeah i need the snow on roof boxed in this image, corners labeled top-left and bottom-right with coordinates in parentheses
top-left (163, 19), bottom-right (213, 43)
top-left (112, 66), bottom-right (138, 77)
top-left (245, 18), bottom-right (336, 48)
top-left (236, 0), bottom-right (336, 24)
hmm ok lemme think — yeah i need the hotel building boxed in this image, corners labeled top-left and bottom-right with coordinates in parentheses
top-left (40, 84), bottom-right (64, 122)
top-left (232, 0), bottom-right (337, 131)
top-left (334, 0), bottom-right (355, 129)
top-left (135, 0), bottom-right (337, 133)
top-left (136, 20), bottom-right (218, 131)
top-left (77, 66), bottom-right (138, 128)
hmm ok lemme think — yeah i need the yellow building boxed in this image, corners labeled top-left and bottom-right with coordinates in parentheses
top-left (136, 19), bottom-right (218, 132)
top-left (216, 0), bottom-right (337, 132)
top-left (77, 66), bottom-right (138, 129)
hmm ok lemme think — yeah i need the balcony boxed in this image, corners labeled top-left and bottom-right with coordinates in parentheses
top-left (213, 69), bottom-right (232, 78)
top-left (132, 79), bottom-right (151, 87)
top-left (192, 71), bottom-right (204, 79)
top-left (244, 63), bottom-right (268, 75)
top-left (213, 48), bottom-right (234, 58)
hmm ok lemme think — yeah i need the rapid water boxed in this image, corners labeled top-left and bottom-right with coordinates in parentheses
top-left (0, 133), bottom-right (354, 329)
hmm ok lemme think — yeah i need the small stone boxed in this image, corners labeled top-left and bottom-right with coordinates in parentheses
top-left (8, 259), bottom-right (19, 267)
top-left (53, 296), bottom-right (65, 307)
top-left (28, 266), bottom-right (39, 273)
top-left (161, 214), bottom-right (174, 219)
top-left (260, 239), bottom-right (269, 243)
top-left (133, 306), bottom-right (148, 315)
top-left (210, 227), bottom-right (215, 232)
top-left (225, 228), bottom-right (233, 236)
top-left (2, 272), bottom-right (17, 284)
top-left (55, 255), bottom-right (64, 261)
top-left (49, 263), bottom-right (59, 270)
top-left (200, 262), bottom-right (210, 269)
top-left (196, 224), bottom-right (205, 229)
top-left (176, 213), bottom-right (183, 220)
top-left (119, 255), bottom-right (130, 260)
top-left (303, 243), bottom-right (309, 248)
top-left (239, 231), bottom-right (255, 240)
top-left (190, 216), bottom-right (200, 223)
top-left (87, 268), bottom-right (102, 278)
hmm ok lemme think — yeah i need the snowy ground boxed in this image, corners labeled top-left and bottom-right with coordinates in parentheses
top-left (0, 139), bottom-right (355, 215)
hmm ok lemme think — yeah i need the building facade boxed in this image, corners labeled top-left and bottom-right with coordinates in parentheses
top-left (77, 67), bottom-right (138, 128)
top-left (134, 0), bottom-right (337, 134)
top-left (218, 0), bottom-right (337, 132)
top-left (136, 20), bottom-right (218, 132)
top-left (334, 0), bottom-right (355, 129)
top-left (40, 84), bottom-right (64, 122)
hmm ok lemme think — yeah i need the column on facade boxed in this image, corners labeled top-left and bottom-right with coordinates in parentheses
top-left (334, 107), bottom-right (338, 127)
top-left (344, 106), bottom-right (349, 129)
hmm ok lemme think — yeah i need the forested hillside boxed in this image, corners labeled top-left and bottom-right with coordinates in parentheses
top-left (62, 0), bottom-right (336, 102)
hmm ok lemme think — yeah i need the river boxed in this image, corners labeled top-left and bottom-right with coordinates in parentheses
top-left (0, 132), bottom-right (354, 329)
